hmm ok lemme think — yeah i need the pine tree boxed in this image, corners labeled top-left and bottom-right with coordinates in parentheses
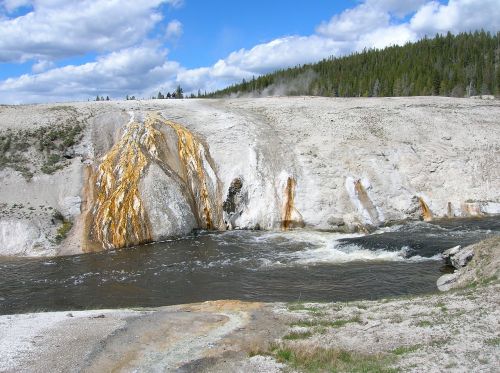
top-left (203, 32), bottom-right (499, 99)
top-left (175, 85), bottom-right (184, 99)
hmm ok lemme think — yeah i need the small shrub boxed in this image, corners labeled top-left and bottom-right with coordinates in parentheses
top-left (55, 220), bottom-right (73, 243)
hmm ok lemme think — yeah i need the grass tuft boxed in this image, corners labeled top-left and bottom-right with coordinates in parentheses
top-left (416, 320), bottom-right (432, 327)
top-left (55, 220), bottom-right (73, 243)
top-left (484, 337), bottom-right (500, 346)
top-left (391, 344), bottom-right (421, 355)
top-left (283, 331), bottom-right (313, 340)
top-left (273, 345), bottom-right (397, 373)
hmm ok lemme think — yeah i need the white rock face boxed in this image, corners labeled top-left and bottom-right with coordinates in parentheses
top-left (0, 97), bottom-right (499, 255)
top-left (0, 220), bottom-right (54, 256)
top-left (139, 163), bottom-right (197, 240)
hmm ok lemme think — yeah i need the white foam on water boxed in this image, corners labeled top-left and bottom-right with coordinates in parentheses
top-left (289, 242), bottom-right (439, 266)
top-left (231, 230), bottom-right (443, 268)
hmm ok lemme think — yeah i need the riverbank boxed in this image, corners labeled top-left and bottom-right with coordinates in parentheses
top-left (1, 238), bottom-right (498, 373)
top-left (1, 284), bottom-right (497, 372)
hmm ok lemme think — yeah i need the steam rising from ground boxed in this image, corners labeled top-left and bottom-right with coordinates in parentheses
top-left (230, 70), bottom-right (318, 98)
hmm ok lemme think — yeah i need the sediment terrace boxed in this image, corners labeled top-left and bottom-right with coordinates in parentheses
top-left (0, 96), bottom-right (499, 255)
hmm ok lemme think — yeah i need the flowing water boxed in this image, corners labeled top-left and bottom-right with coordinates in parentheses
top-left (0, 217), bottom-right (498, 315)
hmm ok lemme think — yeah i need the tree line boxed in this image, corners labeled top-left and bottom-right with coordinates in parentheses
top-left (152, 85), bottom-right (184, 99)
top-left (203, 31), bottom-right (500, 98)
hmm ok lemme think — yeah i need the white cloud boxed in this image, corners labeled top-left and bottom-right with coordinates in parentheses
top-left (0, 45), bottom-right (180, 103)
top-left (31, 59), bottom-right (54, 73)
top-left (167, 0), bottom-right (184, 9)
top-left (165, 19), bottom-right (183, 41)
top-left (0, 0), bottom-right (499, 103)
top-left (188, 0), bottom-right (500, 93)
top-left (2, 0), bottom-right (32, 13)
top-left (316, 3), bottom-right (390, 40)
top-left (410, 0), bottom-right (500, 35)
top-left (366, 0), bottom-right (428, 17)
top-left (0, 0), bottom-right (180, 62)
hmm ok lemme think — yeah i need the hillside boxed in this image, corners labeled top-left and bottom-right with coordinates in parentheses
top-left (0, 97), bottom-right (499, 256)
top-left (205, 31), bottom-right (500, 98)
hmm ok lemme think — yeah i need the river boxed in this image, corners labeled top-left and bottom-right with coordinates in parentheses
top-left (0, 216), bottom-right (498, 315)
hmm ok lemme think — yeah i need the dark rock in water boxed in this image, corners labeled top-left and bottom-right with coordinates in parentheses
top-left (223, 178), bottom-right (248, 229)
top-left (437, 242), bottom-right (482, 291)
top-left (451, 247), bottom-right (474, 268)
top-left (442, 245), bottom-right (474, 268)
top-left (223, 178), bottom-right (243, 214)
top-left (442, 245), bottom-right (461, 266)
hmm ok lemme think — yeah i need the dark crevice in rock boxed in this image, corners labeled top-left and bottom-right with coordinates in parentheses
top-left (223, 178), bottom-right (246, 229)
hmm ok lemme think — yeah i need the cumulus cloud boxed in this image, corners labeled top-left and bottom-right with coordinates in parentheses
top-left (165, 19), bottom-right (183, 41)
top-left (31, 59), bottom-right (54, 73)
top-left (0, 0), bottom-right (498, 103)
top-left (410, 0), bottom-right (500, 35)
top-left (0, 45), bottom-right (180, 103)
top-left (0, 0), bottom-right (181, 62)
top-left (181, 0), bottom-right (500, 94)
top-left (2, 0), bottom-right (32, 13)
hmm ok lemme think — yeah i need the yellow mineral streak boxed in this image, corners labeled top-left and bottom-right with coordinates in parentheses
top-left (92, 117), bottom-right (164, 249)
top-left (418, 197), bottom-right (433, 222)
top-left (282, 177), bottom-right (304, 230)
top-left (354, 179), bottom-right (380, 225)
top-left (91, 112), bottom-right (222, 249)
top-left (149, 113), bottom-right (220, 229)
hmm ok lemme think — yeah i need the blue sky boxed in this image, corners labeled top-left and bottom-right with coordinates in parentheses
top-left (0, 0), bottom-right (498, 103)
top-left (165, 1), bottom-right (349, 68)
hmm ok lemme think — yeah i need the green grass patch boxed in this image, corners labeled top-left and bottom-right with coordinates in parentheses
top-left (429, 338), bottom-right (449, 347)
top-left (273, 345), bottom-right (397, 373)
top-left (290, 315), bottom-right (362, 329)
top-left (55, 220), bottom-right (73, 243)
top-left (416, 320), bottom-right (433, 327)
top-left (484, 337), bottom-right (500, 346)
top-left (283, 331), bottom-right (313, 340)
top-left (435, 301), bottom-right (447, 312)
top-left (287, 303), bottom-right (324, 314)
top-left (391, 345), bottom-right (421, 355)
top-left (331, 316), bottom-right (362, 328)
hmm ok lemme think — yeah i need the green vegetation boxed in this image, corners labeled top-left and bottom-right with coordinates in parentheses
top-left (205, 31), bottom-right (500, 98)
top-left (484, 337), bottom-right (500, 346)
top-left (271, 344), bottom-right (397, 373)
top-left (416, 320), bottom-right (433, 327)
top-left (150, 85), bottom-right (184, 100)
top-left (55, 220), bottom-right (73, 244)
top-left (287, 303), bottom-right (324, 313)
top-left (391, 345), bottom-right (421, 356)
top-left (282, 331), bottom-right (313, 340)
top-left (53, 209), bottom-right (73, 243)
top-left (0, 120), bottom-right (84, 180)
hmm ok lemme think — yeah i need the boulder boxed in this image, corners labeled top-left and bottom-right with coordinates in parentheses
top-left (441, 245), bottom-right (474, 269)
top-left (451, 247), bottom-right (474, 268)
top-left (436, 273), bottom-right (458, 291)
